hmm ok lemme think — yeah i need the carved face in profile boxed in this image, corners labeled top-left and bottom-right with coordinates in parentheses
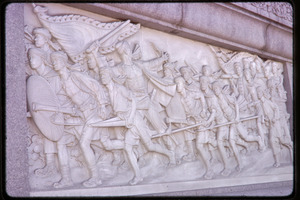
top-left (51, 52), bottom-right (67, 71)
top-left (28, 48), bottom-right (45, 69)
top-left (86, 54), bottom-right (97, 70)
top-left (180, 67), bottom-right (193, 81)
top-left (175, 77), bottom-right (185, 93)
top-left (34, 33), bottom-right (47, 48)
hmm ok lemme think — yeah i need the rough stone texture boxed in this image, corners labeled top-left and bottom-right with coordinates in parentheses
top-left (5, 3), bottom-right (30, 197)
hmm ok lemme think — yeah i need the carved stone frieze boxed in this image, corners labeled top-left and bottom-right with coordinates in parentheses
top-left (25, 3), bottom-right (293, 194)
top-left (250, 2), bottom-right (293, 22)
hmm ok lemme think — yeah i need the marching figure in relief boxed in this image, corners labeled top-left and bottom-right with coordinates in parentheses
top-left (51, 51), bottom-right (124, 188)
top-left (100, 66), bottom-right (176, 185)
top-left (112, 41), bottom-right (170, 135)
top-left (211, 80), bottom-right (264, 173)
top-left (175, 69), bottom-right (205, 162)
top-left (27, 47), bottom-right (76, 188)
top-left (256, 86), bottom-right (293, 167)
top-left (199, 76), bottom-right (231, 176)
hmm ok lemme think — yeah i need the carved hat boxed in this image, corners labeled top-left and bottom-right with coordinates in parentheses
top-left (33, 27), bottom-right (52, 40)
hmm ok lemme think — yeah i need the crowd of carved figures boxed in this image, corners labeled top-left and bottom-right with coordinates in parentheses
top-left (25, 5), bottom-right (292, 189)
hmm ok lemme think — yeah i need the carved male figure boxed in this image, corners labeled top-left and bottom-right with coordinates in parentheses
top-left (199, 76), bottom-right (229, 176)
top-left (100, 66), bottom-right (176, 185)
top-left (256, 86), bottom-right (293, 167)
top-left (112, 41), bottom-right (170, 135)
top-left (51, 51), bottom-right (123, 188)
top-left (212, 80), bottom-right (264, 172)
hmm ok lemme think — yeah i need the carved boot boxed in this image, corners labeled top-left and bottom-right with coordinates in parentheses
top-left (53, 166), bottom-right (73, 189)
top-left (83, 166), bottom-right (102, 188)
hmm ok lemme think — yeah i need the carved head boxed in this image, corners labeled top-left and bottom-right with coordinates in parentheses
top-left (202, 65), bottom-right (211, 76)
top-left (249, 61), bottom-right (257, 76)
top-left (99, 67), bottom-right (112, 85)
top-left (179, 66), bottom-right (193, 81)
top-left (244, 68), bottom-right (253, 83)
top-left (28, 48), bottom-right (46, 69)
top-left (264, 63), bottom-right (272, 79)
top-left (233, 62), bottom-right (243, 76)
top-left (174, 76), bottom-right (185, 93)
top-left (212, 81), bottom-right (222, 96)
top-left (254, 57), bottom-right (263, 73)
top-left (86, 53), bottom-right (97, 70)
top-left (256, 86), bottom-right (264, 99)
top-left (50, 51), bottom-right (68, 71)
top-left (33, 28), bottom-right (51, 48)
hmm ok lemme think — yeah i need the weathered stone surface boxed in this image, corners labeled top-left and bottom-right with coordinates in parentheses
top-left (5, 3), bottom-right (30, 197)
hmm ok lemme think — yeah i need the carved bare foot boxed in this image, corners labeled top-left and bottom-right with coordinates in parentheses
top-left (129, 176), bottom-right (143, 185)
top-left (221, 168), bottom-right (231, 176)
top-left (182, 154), bottom-right (196, 162)
top-left (83, 177), bottom-right (102, 188)
top-left (34, 164), bottom-right (57, 177)
top-left (53, 178), bottom-right (73, 189)
top-left (204, 170), bottom-right (214, 179)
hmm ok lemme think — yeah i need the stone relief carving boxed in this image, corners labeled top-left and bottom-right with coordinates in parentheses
top-left (25, 4), bottom-right (293, 191)
top-left (250, 2), bottom-right (293, 22)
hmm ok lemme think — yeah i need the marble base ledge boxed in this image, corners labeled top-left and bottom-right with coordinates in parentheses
top-left (30, 173), bottom-right (292, 197)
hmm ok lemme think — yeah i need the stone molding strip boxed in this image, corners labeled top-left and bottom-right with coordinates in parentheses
top-left (64, 3), bottom-right (292, 63)
top-left (30, 173), bottom-right (293, 197)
